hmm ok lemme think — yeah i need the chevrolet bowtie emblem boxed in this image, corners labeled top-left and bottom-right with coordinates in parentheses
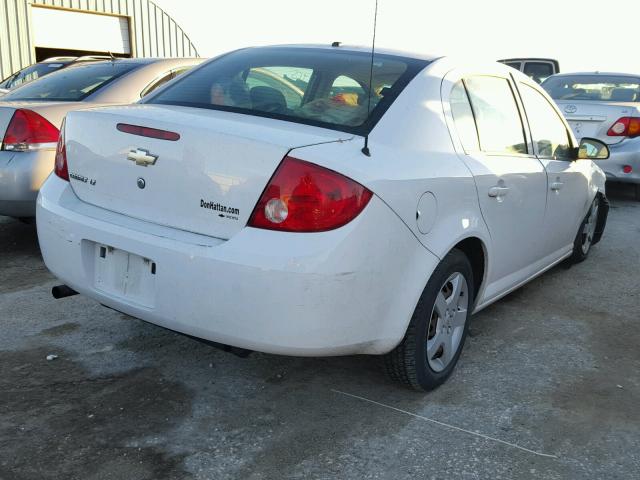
top-left (127, 148), bottom-right (158, 167)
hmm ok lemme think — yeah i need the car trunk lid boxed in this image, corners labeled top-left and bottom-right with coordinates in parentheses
top-left (554, 100), bottom-right (640, 145)
top-left (64, 104), bottom-right (352, 239)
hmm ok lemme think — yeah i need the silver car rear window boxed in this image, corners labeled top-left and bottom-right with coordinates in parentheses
top-left (543, 75), bottom-right (640, 102)
top-left (1, 62), bottom-right (140, 102)
top-left (145, 47), bottom-right (430, 135)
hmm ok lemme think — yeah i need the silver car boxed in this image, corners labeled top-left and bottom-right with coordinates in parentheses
top-left (542, 72), bottom-right (640, 198)
top-left (0, 57), bottom-right (203, 218)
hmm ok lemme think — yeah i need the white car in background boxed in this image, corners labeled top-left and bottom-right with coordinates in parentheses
top-left (542, 72), bottom-right (640, 199)
top-left (37, 45), bottom-right (610, 390)
top-left (0, 57), bottom-right (203, 218)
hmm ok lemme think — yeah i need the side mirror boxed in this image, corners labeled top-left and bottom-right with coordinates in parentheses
top-left (576, 137), bottom-right (609, 160)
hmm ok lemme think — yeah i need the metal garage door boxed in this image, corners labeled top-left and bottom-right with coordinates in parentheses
top-left (31, 6), bottom-right (131, 55)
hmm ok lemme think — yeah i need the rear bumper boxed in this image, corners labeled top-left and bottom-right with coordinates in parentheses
top-left (37, 175), bottom-right (438, 356)
top-left (601, 138), bottom-right (640, 184)
top-left (0, 149), bottom-right (54, 217)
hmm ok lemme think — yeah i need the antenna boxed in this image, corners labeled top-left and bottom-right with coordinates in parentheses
top-left (361, 0), bottom-right (379, 157)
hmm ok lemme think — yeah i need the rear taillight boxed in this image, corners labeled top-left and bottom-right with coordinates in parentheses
top-left (54, 120), bottom-right (69, 181)
top-left (607, 117), bottom-right (640, 137)
top-left (248, 156), bottom-right (373, 232)
top-left (1, 109), bottom-right (59, 151)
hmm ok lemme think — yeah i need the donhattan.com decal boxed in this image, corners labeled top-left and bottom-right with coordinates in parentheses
top-left (200, 199), bottom-right (240, 220)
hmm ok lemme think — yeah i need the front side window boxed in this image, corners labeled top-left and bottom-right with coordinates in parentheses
top-left (1, 62), bottom-right (139, 101)
top-left (464, 76), bottom-right (527, 155)
top-left (145, 47), bottom-right (429, 135)
top-left (542, 75), bottom-right (640, 102)
top-left (519, 83), bottom-right (572, 160)
top-left (450, 80), bottom-right (479, 151)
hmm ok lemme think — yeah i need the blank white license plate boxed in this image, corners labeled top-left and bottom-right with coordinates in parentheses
top-left (93, 244), bottom-right (156, 308)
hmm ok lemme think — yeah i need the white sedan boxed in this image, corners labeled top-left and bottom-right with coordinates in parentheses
top-left (37, 45), bottom-right (610, 390)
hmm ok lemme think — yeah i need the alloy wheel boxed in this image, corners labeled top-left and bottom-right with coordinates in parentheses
top-left (426, 272), bottom-right (469, 372)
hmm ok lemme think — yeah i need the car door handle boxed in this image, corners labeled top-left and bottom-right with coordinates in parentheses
top-left (550, 181), bottom-right (564, 191)
top-left (488, 186), bottom-right (510, 198)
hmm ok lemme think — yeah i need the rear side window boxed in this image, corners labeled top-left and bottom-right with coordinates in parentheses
top-left (1, 62), bottom-right (139, 101)
top-left (523, 62), bottom-right (554, 84)
top-left (244, 67), bottom-right (309, 109)
top-left (519, 83), bottom-right (572, 160)
top-left (145, 47), bottom-right (429, 135)
top-left (329, 75), bottom-right (367, 98)
top-left (464, 76), bottom-right (528, 155)
top-left (450, 80), bottom-right (479, 151)
top-left (142, 72), bottom-right (174, 98)
top-left (141, 67), bottom-right (194, 98)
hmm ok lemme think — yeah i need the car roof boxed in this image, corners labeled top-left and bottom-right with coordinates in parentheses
top-left (549, 71), bottom-right (640, 78)
top-left (499, 58), bottom-right (558, 63)
top-left (70, 57), bottom-right (195, 65)
top-left (62, 57), bottom-right (201, 70)
top-left (249, 44), bottom-right (441, 62)
top-left (40, 57), bottom-right (78, 63)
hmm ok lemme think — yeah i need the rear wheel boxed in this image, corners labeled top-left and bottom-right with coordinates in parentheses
top-left (571, 196), bottom-right (600, 263)
top-left (384, 249), bottom-right (474, 391)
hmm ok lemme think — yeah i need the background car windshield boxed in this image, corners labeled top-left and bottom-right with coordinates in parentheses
top-left (146, 47), bottom-right (428, 135)
top-left (0, 62), bottom-right (66, 89)
top-left (543, 75), bottom-right (640, 102)
top-left (1, 62), bottom-right (139, 101)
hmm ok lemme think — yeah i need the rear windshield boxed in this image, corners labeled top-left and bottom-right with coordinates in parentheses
top-left (543, 75), bottom-right (640, 102)
top-left (145, 47), bottom-right (429, 135)
top-left (1, 62), bottom-right (140, 102)
top-left (0, 62), bottom-right (67, 90)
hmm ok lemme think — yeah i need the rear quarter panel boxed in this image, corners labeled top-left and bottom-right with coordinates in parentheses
top-left (294, 58), bottom-right (491, 294)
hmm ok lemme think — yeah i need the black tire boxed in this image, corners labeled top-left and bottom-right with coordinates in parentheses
top-left (384, 249), bottom-right (475, 391)
top-left (570, 196), bottom-right (600, 264)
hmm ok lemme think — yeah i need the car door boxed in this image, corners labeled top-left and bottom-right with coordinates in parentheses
top-left (446, 74), bottom-right (548, 300)
top-left (515, 79), bottom-right (591, 256)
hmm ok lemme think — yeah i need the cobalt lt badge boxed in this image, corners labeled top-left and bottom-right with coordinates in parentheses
top-left (137, 177), bottom-right (146, 189)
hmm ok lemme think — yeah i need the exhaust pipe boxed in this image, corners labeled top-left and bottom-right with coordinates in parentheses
top-left (52, 285), bottom-right (78, 299)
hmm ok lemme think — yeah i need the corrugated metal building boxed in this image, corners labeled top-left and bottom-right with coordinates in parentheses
top-left (0, 0), bottom-right (198, 80)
